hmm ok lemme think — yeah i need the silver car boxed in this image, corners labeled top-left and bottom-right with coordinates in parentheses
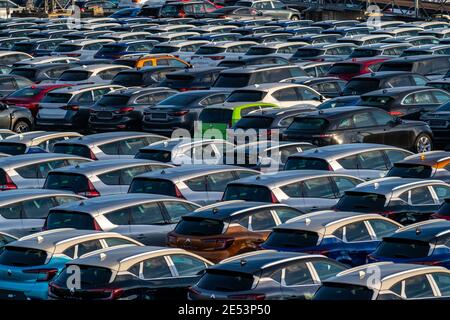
top-left (0, 189), bottom-right (85, 237)
top-left (284, 143), bottom-right (413, 181)
top-left (128, 165), bottom-right (259, 205)
top-left (53, 131), bottom-right (168, 160)
top-left (46, 193), bottom-right (200, 246)
top-left (0, 153), bottom-right (91, 190)
top-left (44, 159), bottom-right (173, 197)
top-left (222, 170), bottom-right (364, 212)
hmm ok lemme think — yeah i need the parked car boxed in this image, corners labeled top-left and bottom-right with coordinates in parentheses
top-left (9, 63), bottom-right (74, 84)
top-left (55, 64), bottom-right (131, 85)
top-left (0, 102), bottom-right (34, 133)
top-left (51, 39), bottom-right (114, 60)
top-left (159, 67), bottom-right (227, 91)
top-left (325, 57), bottom-right (391, 81)
top-left (378, 55), bottom-right (450, 80)
top-left (0, 74), bottom-right (33, 98)
top-left (420, 100), bottom-right (450, 149)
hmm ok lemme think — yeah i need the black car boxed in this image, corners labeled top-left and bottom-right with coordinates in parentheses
top-left (358, 86), bottom-right (450, 120)
top-left (317, 96), bottom-right (360, 110)
top-left (10, 63), bottom-right (73, 83)
top-left (421, 100), bottom-right (450, 148)
top-left (378, 55), bottom-right (450, 80)
top-left (217, 55), bottom-right (290, 69)
top-left (159, 67), bottom-right (227, 91)
top-left (48, 246), bottom-right (212, 300)
top-left (111, 66), bottom-right (185, 87)
top-left (89, 87), bottom-right (177, 132)
top-left (11, 38), bottom-right (67, 56)
top-left (142, 90), bottom-right (229, 136)
top-left (0, 74), bottom-right (33, 98)
top-left (282, 106), bottom-right (434, 153)
top-left (427, 78), bottom-right (450, 93)
top-left (341, 71), bottom-right (429, 96)
top-left (287, 77), bottom-right (347, 98)
top-left (0, 102), bottom-right (33, 133)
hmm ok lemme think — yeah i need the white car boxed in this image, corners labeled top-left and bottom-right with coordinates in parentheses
top-left (190, 41), bottom-right (258, 67)
top-left (51, 39), bottom-right (114, 60)
top-left (150, 40), bottom-right (209, 62)
top-left (55, 64), bottom-right (131, 85)
top-left (224, 83), bottom-right (326, 108)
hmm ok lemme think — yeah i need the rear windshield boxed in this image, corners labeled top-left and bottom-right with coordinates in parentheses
top-left (41, 92), bottom-right (72, 104)
top-left (293, 48), bottom-right (323, 58)
top-left (44, 173), bottom-right (90, 193)
top-left (98, 44), bottom-right (123, 53)
top-left (387, 163), bottom-right (432, 179)
top-left (401, 50), bottom-right (428, 56)
top-left (46, 211), bottom-right (95, 230)
top-left (217, 61), bottom-right (245, 68)
top-left (0, 143), bottom-right (26, 155)
top-left (436, 201), bottom-right (450, 217)
top-left (96, 94), bottom-right (131, 107)
top-left (197, 270), bottom-right (255, 292)
top-left (350, 49), bottom-right (379, 58)
top-left (55, 265), bottom-right (112, 287)
top-left (53, 144), bottom-right (92, 159)
top-left (12, 43), bottom-right (34, 52)
top-left (234, 116), bottom-right (273, 129)
top-left (328, 63), bottom-right (361, 74)
top-left (0, 246), bottom-right (47, 267)
top-left (59, 71), bottom-right (91, 81)
top-left (373, 238), bottom-right (430, 259)
top-left (335, 192), bottom-right (386, 212)
top-left (135, 150), bottom-right (172, 162)
top-left (114, 59), bottom-right (136, 68)
top-left (379, 62), bottom-right (413, 72)
top-left (288, 118), bottom-right (329, 132)
top-left (151, 45), bottom-right (178, 54)
top-left (175, 216), bottom-right (224, 236)
top-left (226, 90), bottom-right (265, 103)
top-left (128, 178), bottom-right (176, 196)
top-left (196, 47), bottom-right (225, 55)
top-left (246, 47), bottom-right (276, 55)
top-left (314, 283), bottom-right (374, 300)
top-left (159, 93), bottom-right (204, 106)
top-left (199, 108), bottom-right (233, 123)
top-left (214, 74), bottom-right (251, 88)
top-left (359, 95), bottom-right (394, 107)
top-left (112, 72), bottom-right (143, 86)
top-left (284, 157), bottom-right (330, 171)
top-left (264, 229), bottom-right (319, 248)
top-left (54, 44), bottom-right (81, 52)
top-left (343, 79), bottom-right (381, 95)
top-left (7, 87), bottom-right (41, 98)
top-left (10, 69), bottom-right (36, 79)
top-left (223, 184), bottom-right (272, 202)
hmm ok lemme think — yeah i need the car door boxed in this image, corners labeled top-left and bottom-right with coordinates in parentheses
top-left (20, 197), bottom-right (57, 237)
top-left (128, 202), bottom-right (169, 246)
top-left (351, 110), bottom-right (386, 144)
top-left (397, 186), bottom-right (439, 224)
top-left (280, 261), bottom-right (319, 299)
top-left (248, 209), bottom-right (278, 244)
top-left (139, 256), bottom-right (179, 300)
top-left (0, 203), bottom-right (23, 237)
top-left (299, 177), bottom-right (337, 212)
top-left (371, 109), bottom-right (414, 148)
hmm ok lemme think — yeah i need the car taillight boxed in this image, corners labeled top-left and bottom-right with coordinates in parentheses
top-left (179, 10), bottom-right (186, 18)
top-left (167, 235), bottom-right (177, 244)
top-left (93, 218), bottom-right (103, 231)
top-left (208, 56), bottom-right (225, 60)
top-left (327, 164), bottom-right (334, 171)
top-left (114, 107), bottom-right (134, 114)
top-left (202, 238), bottom-right (234, 250)
top-left (174, 185), bottom-right (186, 199)
top-left (270, 191), bottom-right (279, 203)
top-left (389, 111), bottom-right (403, 116)
top-left (79, 180), bottom-right (100, 198)
top-left (168, 110), bottom-right (189, 117)
top-left (378, 210), bottom-right (395, 218)
top-left (23, 268), bottom-right (58, 282)
top-left (60, 105), bottom-right (80, 111)
top-left (0, 173), bottom-right (17, 191)
top-left (228, 294), bottom-right (266, 300)
top-left (89, 150), bottom-right (98, 160)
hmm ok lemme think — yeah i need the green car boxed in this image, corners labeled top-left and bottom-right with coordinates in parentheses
top-left (198, 102), bottom-right (278, 139)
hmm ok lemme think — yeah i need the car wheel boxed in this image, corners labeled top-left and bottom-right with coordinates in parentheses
top-left (12, 120), bottom-right (31, 133)
top-left (291, 15), bottom-right (299, 20)
top-left (414, 133), bottom-right (432, 153)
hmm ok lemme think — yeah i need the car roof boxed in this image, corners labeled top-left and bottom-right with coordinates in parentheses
top-left (56, 131), bottom-right (165, 146)
top-left (0, 188), bottom-right (82, 204)
top-left (0, 152), bottom-right (90, 168)
top-left (49, 159), bottom-right (165, 175)
top-left (396, 150), bottom-right (450, 166)
top-left (387, 219), bottom-right (450, 242)
top-left (2, 131), bottom-right (82, 144)
top-left (360, 86), bottom-right (436, 98)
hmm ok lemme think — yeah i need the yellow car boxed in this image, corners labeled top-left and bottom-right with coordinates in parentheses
top-left (115, 53), bottom-right (191, 69)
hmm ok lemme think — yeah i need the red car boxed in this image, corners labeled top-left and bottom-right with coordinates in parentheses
top-left (326, 57), bottom-right (391, 81)
top-left (1, 84), bottom-right (71, 117)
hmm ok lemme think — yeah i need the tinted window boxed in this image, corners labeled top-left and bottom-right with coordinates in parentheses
top-left (0, 247), bottom-right (47, 267)
top-left (344, 221), bottom-right (371, 242)
top-left (22, 198), bottom-right (55, 219)
top-left (59, 71), bottom-right (91, 81)
top-left (130, 203), bottom-right (165, 225)
top-left (135, 150), bottom-right (172, 162)
top-left (312, 260), bottom-right (346, 281)
top-left (223, 184), bottom-right (272, 202)
top-left (163, 201), bottom-right (197, 223)
top-left (128, 178), bottom-right (176, 196)
top-left (314, 283), bottom-right (374, 300)
top-left (284, 262), bottom-right (313, 286)
top-left (404, 275), bottom-right (434, 299)
top-left (142, 256), bottom-right (172, 279)
top-left (250, 210), bottom-right (276, 231)
top-left (175, 217), bottom-right (224, 236)
top-left (197, 270), bottom-right (254, 291)
top-left (335, 192), bottom-right (386, 212)
top-left (369, 219), bottom-right (399, 238)
top-left (55, 266), bottom-right (111, 287)
top-left (46, 211), bottom-right (94, 230)
top-left (288, 118), bottom-right (329, 132)
top-left (53, 144), bottom-right (92, 159)
top-left (285, 157), bottom-right (330, 171)
top-left (265, 229), bottom-right (319, 249)
top-left (0, 143), bottom-right (26, 155)
top-left (44, 173), bottom-right (90, 193)
top-left (171, 254), bottom-right (205, 276)
top-left (387, 163), bottom-right (432, 179)
top-left (213, 74), bottom-right (251, 88)
top-left (373, 238), bottom-right (430, 259)
top-left (199, 108), bottom-right (233, 123)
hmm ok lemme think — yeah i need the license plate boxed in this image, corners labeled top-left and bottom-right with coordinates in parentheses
top-left (151, 113), bottom-right (167, 120)
top-left (429, 119), bottom-right (447, 127)
top-left (97, 111), bottom-right (113, 119)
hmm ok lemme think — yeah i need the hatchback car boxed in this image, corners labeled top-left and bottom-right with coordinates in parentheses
top-left (160, 67), bottom-right (227, 91)
top-left (378, 55), bottom-right (450, 80)
top-left (44, 159), bottom-right (173, 197)
top-left (93, 40), bottom-right (158, 60)
top-left (0, 229), bottom-right (141, 300)
top-left (168, 201), bottom-right (304, 262)
top-left (9, 63), bottom-right (74, 84)
top-left (48, 245), bottom-right (212, 300)
top-left (52, 132), bottom-right (168, 160)
top-left (189, 250), bottom-right (348, 300)
top-left (367, 220), bottom-right (450, 268)
top-left (262, 210), bottom-right (402, 266)
top-left (0, 74), bottom-right (33, 98)
top-left (114, 53), bottom-right (191, 69)
top-left (55, 64), bottom-right (131, 85)
top-left (334, 177), bottom-right (450, 224)
top-left (222, 170), bottom-right (364, 212)
top-left (284, 143), bottom-right (413, 181)
top-left (51, 39), bottom-right (114, 59)
top-left (45, 193), bottom-right (200, 246)
top-left (420, 100), bottom-right (450, 148)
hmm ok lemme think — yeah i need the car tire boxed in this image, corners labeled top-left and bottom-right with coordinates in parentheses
top-left (12, 120), bottom-right (31, 133)
top-left (291, 15), bottom-right (299, 20)
top-left (414, 133), bottom-right (433, 153)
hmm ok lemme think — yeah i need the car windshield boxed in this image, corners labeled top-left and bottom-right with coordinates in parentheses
top-left (223, 184), bottom-right (273, 202)
top-left (293, 48), bottom-right (323, 58)
top-left (59, 71), bottom-right (91, 81)
top-left (41, 92), bottom-right (72, 103)
top-left (0, 143), bottom-right (26, 155)
top-left (54, 44), bottom-right (81, 52)
top-left (359, 95), bottom-right (395, 107)
top-left (44, 173), bottom-right (90, 193)
top-left (314, 283), bottom-right (374, 300)
top-left (174, 217), bottom-right (224, 236)
top-left (0, 247), bottom-right (47, 267)
top-left (151, 45), bottom-right (178, 54)
top-left (226, 90), bottom-right (265, 102)
top-left (55, 265), bottom-right (112, 287)
top-left (53, 144), bottom-right (92, 159)
top-left (158, 93), bottom-right (202, 106)
top-left (135, 149), bottom-right (172, 162)
top-left (350, 49), bottom-right (379, 58)
top-left (246, 47), bottom-right (276, 55)
top-left (264, 229), bottom-right (319, 248)
top-left (196, 47), bottom-right (225, 55)
top-left (46, 211), bottom-right (95, 230)
top-left (10, 69), bottom-right (36, 80)
top-left (387, 163), bottom-right (432, 179)
top-left (7, 87), bottom-right (42, 98)
top-left (335, 191), bottom-right (387, 212)
top-left (373, 238), bottom-right (430, 259)
top-left (379, 62), bottom-right (413, 72)
top-left (284, 157), bottom-right (330, 170)
top-left (112, 72), bottom-right (143, 86)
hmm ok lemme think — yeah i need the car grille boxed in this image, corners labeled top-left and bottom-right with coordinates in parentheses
top-left (428, 119), bottom-right (448, 128)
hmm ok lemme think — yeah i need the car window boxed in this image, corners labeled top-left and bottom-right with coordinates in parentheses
top-left (106, 208), bottom-right (130, 225)
top-left (185, 176), bottom-right (207, 192)
top-left (206, 171), bottom-right (236, 192)
top-left (170, 254), bottom-right (206, 276)
top-left (344, 221), bottom-right (372, 242)
top-left (0, 203), bottom-right (21, 219)
top-left (104, 237), bottom-right (135, 247)
top-left (333, 176), bottom-right (361, 196)
top-left (142, 256), bottom-right (172, 279)
top-left (410, 187), bottom-right (435, 205)
top-left (36, 160), bottom-right (67, 178)
top-left (77, 240), bottom-right (103, 257)
top-left (130, 203), bottom-right (165, 225)
top-left (311, 260), bottom-right (346, 281)
top-left (352, 112), bottom-right (376, 127)
top-left (274, 88), bottom-right (298, 101)
top-left (76, 91), bottom-right (94, 104)
top-left (119, 138), bottom-right (148, 155)
top-left (432, 90), bottom-right (450, 104)
top-left (98, 170), bottom-right (121, 185)
top-left (120, 166), bottom-right (149, 185)
top-left (404, 275), bottom-right (435, 299)
top-left (385, 149), bottom-right (411, 166)
top-left (432, 185), bottom-right (450, 202)
top-left (296, 87), bottom-right (320, 100)
top-left (273, 207), bottom-right (301, 223)
top-left (358, 151), bottom-right (388, 170)
top-left (371, 110), bottom-right (394, 126)
top-left (250, 209), bottom-right (276, 231)
top-left (432, 273), bottom-right (450, 296)
top-left (302, 177), bottom-right (335, 199)
top-left (15, 164), bottom-right (38, 179)
top-left (22, 197), bottom-right (56, 219)
top-left (98, 141), bottom-right (119, 155)
top-left (283, 262), bottom-right (314, 286)
top-left (368, 219), bottom-right (399, 238)
top-left (163, 201), bottom-right (197, 223)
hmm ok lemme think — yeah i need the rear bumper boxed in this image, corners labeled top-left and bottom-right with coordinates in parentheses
top-left (0, 280), bottom-right (49, 300)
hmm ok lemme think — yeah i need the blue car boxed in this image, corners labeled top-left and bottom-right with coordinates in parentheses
top-left (109, 7), bottom-right (140, 19)
top-left (367, 219), bottom-right (450, 268)
top-left (261, 211), bottom-right (402, 266)
top-left (94, 40), bottom-right (158, 60)
top-left (0, 229), bottom-right (141, 300)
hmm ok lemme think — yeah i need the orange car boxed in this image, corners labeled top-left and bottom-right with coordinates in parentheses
top-left (115, 53), bottom-right (191, 69)
top-left (167, 201), bottom-right (304, 263)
